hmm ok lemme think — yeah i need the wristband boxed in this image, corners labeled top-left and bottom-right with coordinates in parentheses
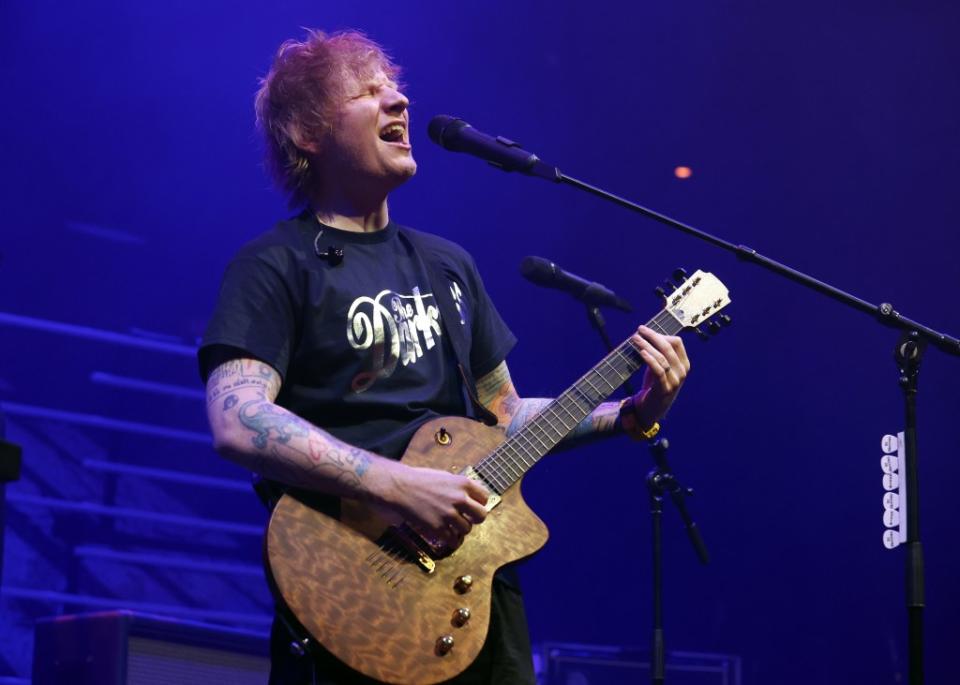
top-left (618, 396), bottom-right (661, 441)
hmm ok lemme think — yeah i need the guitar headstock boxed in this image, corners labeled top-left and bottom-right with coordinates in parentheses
top-left (660, 269), bottom-right (732, 337)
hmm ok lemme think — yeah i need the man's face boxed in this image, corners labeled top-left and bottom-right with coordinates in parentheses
top-left (319, 67), bottom-right (417, 191)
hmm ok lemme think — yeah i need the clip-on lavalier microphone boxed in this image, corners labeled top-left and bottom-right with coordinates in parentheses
top-left (314, 230), bottom-right (344, 266)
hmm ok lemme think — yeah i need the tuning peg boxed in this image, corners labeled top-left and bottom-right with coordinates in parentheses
top-left (672, 268), bottom-right (688, 285)
top-left (718, 314), bottom-right (732, 326)
top-left (693, 327), bottom-right (709, 341)
top-left (654, 286), bottom-right (667, 299)
top-left (706, 320), bottom-right (722, 335)
top-left (662, 279), bottom-right (677, 294)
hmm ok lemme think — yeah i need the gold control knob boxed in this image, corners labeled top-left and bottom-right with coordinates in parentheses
top-left (452, 607), bottom-right (471, 627)
top-left (454, 575), bottom-right (473, 594)
top-left (435, 635), bottom-right (455, 656)
top-left (435, 427), bottom-right (452, 446)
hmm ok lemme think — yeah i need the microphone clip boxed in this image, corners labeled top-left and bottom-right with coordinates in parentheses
top-left (316, 246), bottom-right (344, 266)
top-left (313, 230), bottom-right (344, 266)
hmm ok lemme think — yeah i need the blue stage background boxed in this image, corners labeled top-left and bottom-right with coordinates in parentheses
top-left (2, 2), bottom-right (958, 682)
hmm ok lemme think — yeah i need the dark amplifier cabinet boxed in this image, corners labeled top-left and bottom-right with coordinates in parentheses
top-left (536, 642), bottom-right (741, 685)
top-left (33, 611), bottom-right (270, 685)
top-left (0, 437), bottom-right (22, 586)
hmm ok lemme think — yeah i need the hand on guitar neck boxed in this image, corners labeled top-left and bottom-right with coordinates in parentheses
top-left (628, 324), bottom-right (691, 431)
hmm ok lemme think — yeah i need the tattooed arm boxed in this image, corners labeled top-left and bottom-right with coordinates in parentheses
top-left (477, 325), bottom-right (690, 443)
top-left (206, 358), bottom-right (488, 548)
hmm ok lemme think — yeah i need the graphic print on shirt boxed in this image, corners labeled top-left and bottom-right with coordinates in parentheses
top-left (450, 280), bottom-right (467, 325)
top-left (346, 287), bottom-right (443, 393)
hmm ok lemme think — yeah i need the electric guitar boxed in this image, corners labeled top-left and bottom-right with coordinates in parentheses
top-left (265, 269), bottom-right (731, 684)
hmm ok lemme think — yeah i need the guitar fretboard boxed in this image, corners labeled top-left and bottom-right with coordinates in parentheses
top-left (474, 309), bottom-right (684, 494)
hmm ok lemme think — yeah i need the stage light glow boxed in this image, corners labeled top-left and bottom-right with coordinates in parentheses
top-left (674, 166), bottom-right (692, 179)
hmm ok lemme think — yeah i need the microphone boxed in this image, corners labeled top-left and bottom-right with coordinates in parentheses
top-left (520, 256), bottom-right (632, 312)
top-left (427, 115), bottom-right (560, 181)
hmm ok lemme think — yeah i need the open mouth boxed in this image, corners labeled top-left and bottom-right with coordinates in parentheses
top-left (379, 123), bottom-right (406, 143)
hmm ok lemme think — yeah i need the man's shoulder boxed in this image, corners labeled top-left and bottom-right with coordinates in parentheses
top-left (398, 224), bottom-right (475, 270)
top-left (233, 211), bottom-right (314, 268)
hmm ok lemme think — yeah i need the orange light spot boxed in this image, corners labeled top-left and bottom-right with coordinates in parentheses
top-left (674, 166), bottom-right (692, 179)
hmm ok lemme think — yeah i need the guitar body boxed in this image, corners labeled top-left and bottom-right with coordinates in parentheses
top-left (265, 416), bottom-right (550, 685)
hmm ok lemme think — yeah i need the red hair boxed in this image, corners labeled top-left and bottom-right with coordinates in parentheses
top-left (254, 30), bottom-right (401, 206)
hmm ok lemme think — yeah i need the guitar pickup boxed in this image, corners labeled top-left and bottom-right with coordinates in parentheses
top-left (463, 466), bottom-right (501, 512)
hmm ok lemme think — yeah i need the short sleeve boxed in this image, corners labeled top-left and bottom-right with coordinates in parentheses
top-left (197, 254), bottom-right (299, 382)
top-left (463, 255), bottom-right (516, 379)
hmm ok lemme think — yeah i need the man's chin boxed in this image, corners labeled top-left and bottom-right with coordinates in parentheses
top-left (390, 160), bottom-right (417, 184)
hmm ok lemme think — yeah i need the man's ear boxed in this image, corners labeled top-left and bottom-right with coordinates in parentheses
top-left (288, 124), bottom-right (321, 155)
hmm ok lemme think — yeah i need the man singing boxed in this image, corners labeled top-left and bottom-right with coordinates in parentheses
top-left (200, 29), bottom-right (690, 685)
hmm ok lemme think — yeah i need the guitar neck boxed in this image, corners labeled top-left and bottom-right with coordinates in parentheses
top-left (474, 309), bottom-right (684, 494)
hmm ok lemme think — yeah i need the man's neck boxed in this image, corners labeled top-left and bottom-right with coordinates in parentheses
top-left (311, 187), bottom-right (391, 233)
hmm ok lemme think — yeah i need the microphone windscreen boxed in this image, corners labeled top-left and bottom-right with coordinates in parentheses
top-left (427, 115), bottom-right (451, 144)
top-left (427, 114), bottom-right (470, 152)
top-left (519, 256), bottom-right (556, 285)
top-left (427, 115), bottom-right (465, 147)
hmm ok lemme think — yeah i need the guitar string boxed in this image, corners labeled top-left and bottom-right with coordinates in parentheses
top-left (497, 316), bottom-right (678, 486)
top-left (475, 309), bottom-right (683, 492)
top-left (488, 334), bottom-right (635, 483)
top-left (374, 529), bottom-right (425, 587)
top-left (363, 311), bottom-right (687, 584)
top-left (362, 308), bottom-right (695, 583)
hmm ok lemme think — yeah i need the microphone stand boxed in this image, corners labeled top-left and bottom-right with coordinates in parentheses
top-left (586, 305), bottom-right (710, 685)
top-left (538, 165), bottom-right (960, 685)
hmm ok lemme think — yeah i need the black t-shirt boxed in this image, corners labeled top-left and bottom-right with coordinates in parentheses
top-left (199, 211), bottom-right (516, 460)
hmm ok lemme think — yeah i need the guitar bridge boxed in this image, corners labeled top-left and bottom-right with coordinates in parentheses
top-left (379, 526), bottom-right (436, 574)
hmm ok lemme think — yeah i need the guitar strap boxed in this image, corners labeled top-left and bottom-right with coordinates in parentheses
top-left (399, 228), bottom-right (499, 427)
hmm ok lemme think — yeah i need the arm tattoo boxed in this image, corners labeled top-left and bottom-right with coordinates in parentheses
top-left (476, 362), bottom-right (522, 423)
top-left (235, 399), bottom-right (373, 490)
top-left (206, 359), bottom-right (282, 407)
top-left (207, 358), bottom-right (373, 495)
top-left (239, 399), bottom-right (309, 449)
top-left (507, 398), bottom-right (622, 445)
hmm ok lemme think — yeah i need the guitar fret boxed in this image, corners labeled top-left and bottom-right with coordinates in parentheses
top-left (475, 302), bottom-right (710, 492)
top-left (489, 441), bottom-right (528, 483)
top-left (510, 435), bottom-right (537, 466)
top-left (476, 462), bottom-right (508, 494)
top-left (597, 360), bottom-right (627, 388)
top-left (649, 319), bottom-right (668, 335)
top-left (582, 375), bottom-right (604, 397)
top-left (525, 425), bottom-right (551, 451)
top-left (535, 414), bottom-right (564, 444)
top-left (558, 394), bottom-right (586, 421)
top-left (503, 441), bottom-right (526, 478)
top-left (552, 399), bottom-right (579, 425)
top-left (611, 354), bottom-right (636, 380)
top-left (497, 448), bottom-right (523, 480)
top-left (568, 385), bottom-right (593, 409)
